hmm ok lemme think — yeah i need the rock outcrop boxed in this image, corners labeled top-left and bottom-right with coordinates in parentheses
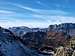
top-left (48, 23), bottom-right (75, 37)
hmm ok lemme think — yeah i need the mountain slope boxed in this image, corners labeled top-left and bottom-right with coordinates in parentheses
top-left (0, 27), bottom-right (50, 56)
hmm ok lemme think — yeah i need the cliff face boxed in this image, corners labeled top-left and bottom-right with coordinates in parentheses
top-left (48, 23), bottom-right (75, 37)
top-left (46, 32), bottom-right (69, 47)
top-left (22, 31), bottom-right (47, 48)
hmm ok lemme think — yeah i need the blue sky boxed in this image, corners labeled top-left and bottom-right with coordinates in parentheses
top-left (0, 0), bottom-right (75, 28)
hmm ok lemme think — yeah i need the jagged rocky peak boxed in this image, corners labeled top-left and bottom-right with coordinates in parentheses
top-left (48, 23), bottom-right (75, 37)
top-left (9, 26), bottom-right (31, 31)
top-left (48, 23), bottom-right (75, 30)
top-left (9, 26), bottom-right (31, 37)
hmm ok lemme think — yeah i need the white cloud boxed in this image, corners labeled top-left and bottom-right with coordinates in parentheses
top-left (0, 10), bottom-right (13, 13)
top-left (12, 3), bottom-right (37, 12)
top-left (11, 3), bottom-right (68, 15)
top-left (31, 14), bottom-right (75, 25)
top-left (47, 16), bottom-right (75, 24)
top-left (0, 19), bottom-right (49, 28)
top-left (0, 15), bottom-right (75, 28)
top-left (0, 10), bottom-right (15, 16)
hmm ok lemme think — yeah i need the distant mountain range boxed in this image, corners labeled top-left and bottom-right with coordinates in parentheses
top-left (9, 23), bottom-right (75, 37)
top-left (9, 26), bottom-right (47, 37)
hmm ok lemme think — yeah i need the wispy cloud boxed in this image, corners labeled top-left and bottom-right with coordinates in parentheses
top-left (0, 10), bottom-right (14, 13)
top-left (11, 3), bottom-right (68, 15)
top-left (46, 16), bottom-right (75, 24)
top-left (31, 14), bottom-right (75, 24)
top-left (12, 3), bottom-right (37, 12)
top-left (0, 19), bottom-right (49, 28)
top-left (0, 15), bottom-right (75, 28)
top-left (0, 12), bottom-right (75, 28)
top-left (0, 10), bottom-right (15, 16)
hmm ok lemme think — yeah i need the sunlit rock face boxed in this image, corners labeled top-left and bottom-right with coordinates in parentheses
top-left (46, 32), bottom-right (69, 47)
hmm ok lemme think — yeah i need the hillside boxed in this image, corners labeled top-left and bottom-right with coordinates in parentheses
top-left (0, 27), bottom-right (50, 56)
